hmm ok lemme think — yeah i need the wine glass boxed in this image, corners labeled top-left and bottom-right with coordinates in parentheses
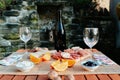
top-left (19, 27), bottom-right (32, 53)
top-left (83, 28), bottom-right (99, 50)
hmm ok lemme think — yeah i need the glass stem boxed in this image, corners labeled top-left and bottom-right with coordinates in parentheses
top-left (23, 42), bottom-right (28, 59)
top-left (25, 42), bottom-right (27, 51)
top-left (90, 47), bottom-right (92, 52)
top-left (90, 47), bottom-right (94, 59)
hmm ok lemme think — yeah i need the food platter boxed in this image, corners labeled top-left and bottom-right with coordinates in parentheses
top-left (0, 47), bottom-right (120, 75)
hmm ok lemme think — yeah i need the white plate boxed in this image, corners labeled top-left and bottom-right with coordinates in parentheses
top-left (16, 61), bottom-right (34, 72)
top-left (81, 59), bottom-right (100, 71)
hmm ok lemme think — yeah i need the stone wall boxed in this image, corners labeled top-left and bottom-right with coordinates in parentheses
top-left (0, 0), bottom-right (116, 59)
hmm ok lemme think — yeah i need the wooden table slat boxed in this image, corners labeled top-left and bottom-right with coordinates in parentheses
top-left (61, 75), bottom-right (64, 80)
top-left (108, 74), bottom-right (120, 80)
top-left (74, 75), bottom-right (86, 80)
top-left (85, 74), bottom-right (98, 80)
top-left (37, 75), bottom-right (48, 80)
top-left (0, 74), bottom-right (120, 80)
top-left (97, 74), bottom-right (111, 80)
top-left (0, 75), bottom-right (3, 79)
top-left (25, 75), bottom-right (37, 80)
top-left (12, 75), bottom-right (26, 80)
top-left (0, 75), bottom-right (14, 80)
top-left (62, 75), bottom-right (86, 80)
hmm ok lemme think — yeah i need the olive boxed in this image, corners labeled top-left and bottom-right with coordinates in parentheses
top-left (83, 61), bottom-right (97, 67)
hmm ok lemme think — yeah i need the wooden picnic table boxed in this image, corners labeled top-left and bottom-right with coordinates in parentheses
top-left (0, 74), bottom-right (120, 80)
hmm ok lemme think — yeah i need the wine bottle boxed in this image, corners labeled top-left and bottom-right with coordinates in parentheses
top-left (54, 10), bottom-right (66, 51)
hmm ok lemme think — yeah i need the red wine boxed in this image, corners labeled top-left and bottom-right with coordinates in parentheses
top-left (54, 10), bottom-right (66, 51)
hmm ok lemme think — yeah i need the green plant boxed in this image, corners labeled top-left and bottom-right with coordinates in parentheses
top-left (0, 0), bottom-right (12, 10)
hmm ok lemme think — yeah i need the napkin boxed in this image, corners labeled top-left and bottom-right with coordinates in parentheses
top-left (0, 52), bottom-right (23, 66)
top-left (93, 54), bottom-right (114, 65)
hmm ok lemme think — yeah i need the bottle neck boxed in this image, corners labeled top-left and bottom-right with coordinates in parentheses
top-left (57, 10), bottom-right (65, 34)
top-left (58, 10), bottom-right (62, 22)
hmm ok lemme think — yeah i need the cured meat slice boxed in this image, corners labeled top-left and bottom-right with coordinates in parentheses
top-left (51, 47), bottom-right (92, 61)
top-left (51, 52), bottom-right (62, 60)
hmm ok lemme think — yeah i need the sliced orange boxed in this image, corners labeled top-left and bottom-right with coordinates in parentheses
top-left (29, 53), bottom-right (42, 64)
top-left (51, 60), bottom-right (68, 72)
top-left (62, 59), bottom-right (76, 67)
top-left (51, 60), bottom-right (60, 67)
top-left (42, 52), bottom-right (51, 61)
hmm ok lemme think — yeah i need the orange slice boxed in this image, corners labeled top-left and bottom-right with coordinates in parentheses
top-left (62, 59), bottom-right (76, 67)
top-left (29, 53), bottom-right (42, 64)
top-left (42, 52), bottom-right (51, 61)
top-left (51, 60), bottom-right (60, 67)
top-left (51, 60), bottom-right (68, 72)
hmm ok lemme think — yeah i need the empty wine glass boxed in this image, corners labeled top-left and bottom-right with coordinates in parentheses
top-left (19, 27), bottom-right (32, 53)
top-left (83, 28), bottom-right (99, 50)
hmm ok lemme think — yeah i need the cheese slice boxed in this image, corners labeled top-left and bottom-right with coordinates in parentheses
top-left (61, 52), bottom-right (71, 59)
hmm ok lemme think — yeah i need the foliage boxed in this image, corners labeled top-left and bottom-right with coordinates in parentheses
top-left (0, 0), bottom-right (12, 10)
top-left (0, 0), bottom-right (5, 9)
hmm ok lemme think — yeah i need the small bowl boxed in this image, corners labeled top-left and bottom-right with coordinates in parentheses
top-left (81, 59), bottom-right (100, 71)
top-left (16, 61), bottom-right (34, 72)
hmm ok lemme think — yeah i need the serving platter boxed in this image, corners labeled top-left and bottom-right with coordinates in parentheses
top-left (0, 48), bottom-right (120, 75)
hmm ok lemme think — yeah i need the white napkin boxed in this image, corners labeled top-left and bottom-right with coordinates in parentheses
top-left (0, 53), bottom-right (23, 66)
top-left (93, 54), bottom-right (114, 65)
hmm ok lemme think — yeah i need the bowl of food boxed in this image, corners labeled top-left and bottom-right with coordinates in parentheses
top-left (81, 59), bottom-right (100, 71)
top-left (15, 61), bottom-right (34, 72)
